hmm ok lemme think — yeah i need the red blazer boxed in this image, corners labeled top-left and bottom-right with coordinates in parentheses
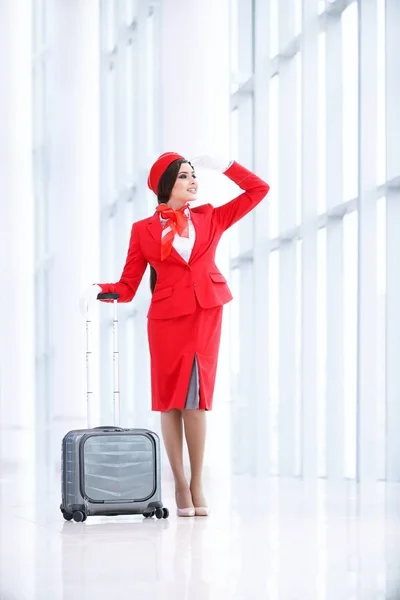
top-left (98, 161), bottom-right (269, 319)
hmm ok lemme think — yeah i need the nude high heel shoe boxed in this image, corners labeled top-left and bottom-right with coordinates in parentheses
top-left (190, 486), bottom-right (209, 516)
top-left (176, 507), bottom-right (196, 517)
top-left (175, 488), bottom-right (195, 517)
top-left (194, 506), bottom-right (209, 517)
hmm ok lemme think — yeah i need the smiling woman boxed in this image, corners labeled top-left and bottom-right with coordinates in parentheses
top-left (80, 151), bottom-right (269, 517)
top-left (160, 160), bottom-right (198, 208)
top-left (150, 155), bottom-right (197, 289)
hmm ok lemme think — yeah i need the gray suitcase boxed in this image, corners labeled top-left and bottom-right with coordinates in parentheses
top-left (60, 292), bottom-right (168, 522)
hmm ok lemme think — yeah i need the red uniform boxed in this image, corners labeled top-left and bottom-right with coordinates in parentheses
top-left (98, 161), bottom-right (269, 411)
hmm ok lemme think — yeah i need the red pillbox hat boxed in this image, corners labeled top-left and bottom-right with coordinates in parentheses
top-left (147, 152), bottom-right (185, 194)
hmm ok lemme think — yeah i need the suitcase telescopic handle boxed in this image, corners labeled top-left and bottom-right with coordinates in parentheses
top-left (86, 291), bottom-right (121, 429)
top-left (92, 426), bottom-right (125, 432)
top-left (97, 292), bottom-right (120, 301)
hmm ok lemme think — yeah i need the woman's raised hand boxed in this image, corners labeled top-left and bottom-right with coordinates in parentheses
top-left (190, 155), bottom-right (232, 173)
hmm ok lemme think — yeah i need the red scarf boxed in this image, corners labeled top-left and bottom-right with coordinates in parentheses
top-left (156, 203), bottom-right (190, 261)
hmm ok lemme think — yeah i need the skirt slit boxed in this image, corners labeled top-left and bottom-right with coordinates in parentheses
top-left (184, 355), bottom-right (200, 410)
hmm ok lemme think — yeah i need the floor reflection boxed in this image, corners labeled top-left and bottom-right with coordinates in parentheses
top-left (1, 461), bottom-right (400, 599)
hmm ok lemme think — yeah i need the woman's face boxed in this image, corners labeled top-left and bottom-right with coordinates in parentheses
top-left (168, 163), bottom-right (198, 208)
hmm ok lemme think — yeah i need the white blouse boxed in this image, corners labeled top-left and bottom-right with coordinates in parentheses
top-left (160, 208), bottom-right (196, 263)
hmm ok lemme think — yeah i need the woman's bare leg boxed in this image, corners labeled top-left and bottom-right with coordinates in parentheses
top-left (182, 409), bottom-right (207, 507)
top-left (161, 409), bottom-right (193, 509)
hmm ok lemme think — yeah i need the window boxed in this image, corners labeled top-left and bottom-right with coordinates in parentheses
top-left (317, 228), bottom-right (327, 476)
top-left (230, 268), bottom-right (240, 392)
top-left (125, 0), bottom-right (138, 25)
top-left (294, 0), bottom-right (302, 37)
top-left (269, 75), bottom-right (279, 239)
top-left (125, 40), bottom-right (136, 180)
top-left (230, 108), bottom-right (240, 258)
top-left (342, 2), bottom-right (359, 201)
top-left (343, 210), bottom-right (358, 478)
top-left (295, 239), bottom-right (302, 474)
top-left (268, 250), bottom-right (280, 474)
top-left (295, 52), bottom-right (302, 226)
top-left (229, 0), bottom-right (399, 482)
top-left (33, 0), bottom-right (52, 437)
top-left (230, 0), bottom-right (239, 84)
top-left (317, 32), bottom-right (326, 214)
top-left (376, 196), bottom-right (386, 478)
top-left (104, 65), bottom-right (116, 202)
top-left (269, 0), bottom-right (279, 58)
top-left (376, 0), bottom-right (386, 186)
top-left (104, 0), bottom-right (115, 52)
top-left (146, 11), bottom-right (155, 158)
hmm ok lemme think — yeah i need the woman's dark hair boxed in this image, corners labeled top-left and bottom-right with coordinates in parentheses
top-left (150, 158), bottom-right (191, 294)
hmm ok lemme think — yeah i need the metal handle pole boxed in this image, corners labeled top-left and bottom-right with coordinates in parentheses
top-left (86, 314), bottom-right (93, 429)
top-left (87, 292), bottom-right (120, 427)
top-left (112, 298), bottom-right (120, 426)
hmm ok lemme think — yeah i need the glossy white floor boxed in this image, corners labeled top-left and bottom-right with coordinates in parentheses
top-left (1, 449), bottom-right (400, 599)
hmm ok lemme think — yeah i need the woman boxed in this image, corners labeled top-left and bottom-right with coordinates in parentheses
top-left (81, 153), bottom-right (269, 517)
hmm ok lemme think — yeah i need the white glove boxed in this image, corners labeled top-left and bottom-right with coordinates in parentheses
top-left (79, 284), bottom-right (102, 317)
top-left (190, 154), bottom-right (233, 173)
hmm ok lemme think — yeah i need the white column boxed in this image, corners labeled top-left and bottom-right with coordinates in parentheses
top-left (0, 1), bottom-right (35, 465)
top-left (159, 0), bottom-right (232, 474)
top-left (229, 0), bottom-right (258, 475)
top-left (253, 0), bottom-right (271, 476)
top-left (278, 0), bottom-right (299, 477)
top-left (357, 0), bottom-right (378, 482)
top-left (46, 0), bottom-right (100, 466)
top-left (234, 262), bottom-right (256, 475)
top-left (300, 0), bottom-right (319, 479)
top-left (385, 0), bottom-right (400, 481)
top-left (325, 16), bottom-right (344, 479)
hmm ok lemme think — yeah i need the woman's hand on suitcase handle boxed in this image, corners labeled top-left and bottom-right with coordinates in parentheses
top-left (79, 284), bottom-right (102, 317)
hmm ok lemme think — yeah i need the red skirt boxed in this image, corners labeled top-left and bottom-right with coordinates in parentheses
top-left (147, 303), bottom-right (223, 412)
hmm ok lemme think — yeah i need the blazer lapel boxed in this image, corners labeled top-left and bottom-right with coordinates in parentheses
top-left (189, 210), bottom-right (206, 264)
top-left (147, 215), bottom-right (162, 244)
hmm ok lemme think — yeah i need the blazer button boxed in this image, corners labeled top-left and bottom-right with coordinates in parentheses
top-left (193, 282), bottom-right (197, 287)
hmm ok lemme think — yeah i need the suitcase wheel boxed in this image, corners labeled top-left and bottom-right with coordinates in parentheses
top-left (60, 505), bottom-right (73, 521)
top-left (143, 507), bottom-right (169, 519)
top-left (72, 510), bottom-right (87, 523)
top-left (143, 510), bottom-right (155, 519)
top-left (154, 508), bottom-right (169, 519)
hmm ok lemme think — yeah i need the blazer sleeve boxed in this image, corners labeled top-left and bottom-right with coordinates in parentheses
top-left (212, 161), bottom-right (270, 231)
top-left (96, 224), bottom-right (148, 302)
